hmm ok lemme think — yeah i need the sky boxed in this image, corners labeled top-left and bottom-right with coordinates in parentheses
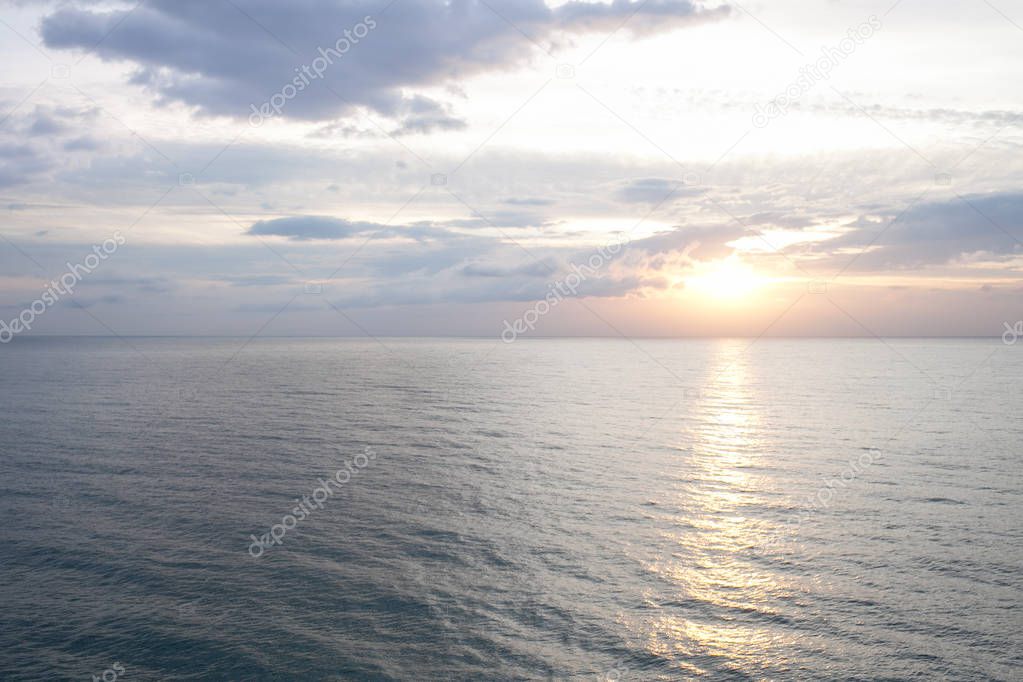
top-left (0, 0), bottom-right (1021, 338)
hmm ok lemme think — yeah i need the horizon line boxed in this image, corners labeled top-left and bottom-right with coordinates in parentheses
top-left (4, 334), bottom-right (1010, 340)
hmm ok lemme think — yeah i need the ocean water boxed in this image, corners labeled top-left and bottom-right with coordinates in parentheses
top-left (0, 337), bottom-right (1020, 681)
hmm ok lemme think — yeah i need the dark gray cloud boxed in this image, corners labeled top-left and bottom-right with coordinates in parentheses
top-left (553, 0), bottom-right (727, 35)
top-left (243, 205), bottom-right (553, 244)
top-left (28, 113), bottom-right (66, 136)
top-left (389, 94), bottom-right (467, 136)
top-left (821, 192), bottom-right (1023, 270)
top-left (246, 216), bottom-right (382, 240)
top-left (38, 0), bottom-right (728, 125)
top-left (391, 112), bottom-right (468, 136)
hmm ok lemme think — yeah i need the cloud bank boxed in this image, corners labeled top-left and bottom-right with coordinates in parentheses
top-left (39, 0), bottom-right (729, 126)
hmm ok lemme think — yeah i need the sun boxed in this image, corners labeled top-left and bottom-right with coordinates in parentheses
top-left (686, 258), bottom-right (767, 300)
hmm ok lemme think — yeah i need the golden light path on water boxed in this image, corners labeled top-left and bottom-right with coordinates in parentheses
top-left (634, 341), bottom-right (808, 677)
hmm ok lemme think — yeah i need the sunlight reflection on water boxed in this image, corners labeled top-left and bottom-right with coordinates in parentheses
top-left (636, 341), bottom-right (809, 677)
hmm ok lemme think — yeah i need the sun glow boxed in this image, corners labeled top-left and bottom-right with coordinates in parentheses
top-left (686, 259), bottom-right (767, 300)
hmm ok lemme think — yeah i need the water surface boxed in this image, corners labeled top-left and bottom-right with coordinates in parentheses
top-left (0, 338), bottom-right (1019, 680)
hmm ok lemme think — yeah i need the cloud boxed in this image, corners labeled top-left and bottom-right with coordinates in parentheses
top-left (28, 113), bottom-right (66, 136)
top-left (241, 202), bottom-right (553, 247)
top-left (629, 223), bottom-right (746, 261)
top-left (554, 0), bottom-right (727, 35)
top-left (744, 211), bottom-right (813, 229)
top-left (810, 102), bottom-right (1023, 128)
top-left (246, 215), bottom-right (381, 240)
top-left (86, 276), bottom-right (174, 294)
top-left (0, 142), bottom-right (49, 188)
top-left (220, 274), bottom-right (300, 287)
top-left (389, 94), bottom-right (467, 136)
top-left (0, 103), bottom-right (106, 187)
top-left (329, 269), bottom-right (654, 308)
top-left (63, 136), bottom-right (102, 152)
top-left (503, 197), bottom-right (556, 206)
top-left (38, 0), bottom-right (729, 125)
top-left (614, 177), bottom-right (704, 203)
top-left (61, 294), bottom-right (124, 309)
top-left (236, 301), bottom-right (321, 313)
top-left (245, 215), bottom-right (478, 246)
top-left (445, 209), bottom-right (554, 230)
top-left (0, 143), bottom-right (37, 160)
top-left (821, 192), bottom-right (1023, 270)
top-left (461, 260), bottom-right (555, 278)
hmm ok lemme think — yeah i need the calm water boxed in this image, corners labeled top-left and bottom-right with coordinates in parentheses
top-left (0, 337), bottom-right (1020, 680)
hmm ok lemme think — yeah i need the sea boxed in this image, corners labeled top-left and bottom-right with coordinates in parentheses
top-left (0, 337), bottom-right (1020, 680)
